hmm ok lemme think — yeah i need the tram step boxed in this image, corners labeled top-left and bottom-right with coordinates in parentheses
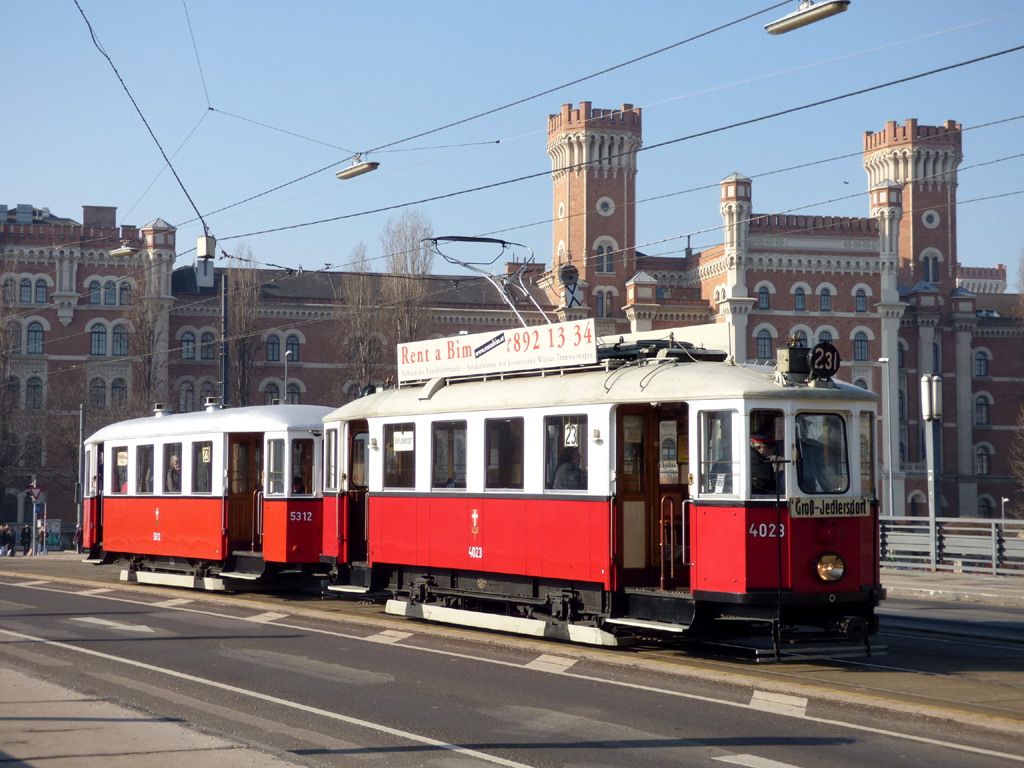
top-left (218, 571), bottom-right (263, 581)
top-left (604, 617), bottom-right (689, 633)
top-left (327, 584), bottom-right (370, 593)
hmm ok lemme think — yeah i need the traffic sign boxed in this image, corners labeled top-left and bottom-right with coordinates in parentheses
top-left (28, 487), bottom-right (42, 502)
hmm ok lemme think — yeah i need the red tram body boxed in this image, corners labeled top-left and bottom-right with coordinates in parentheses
top-left (83, 404), bottom-right (334, 588)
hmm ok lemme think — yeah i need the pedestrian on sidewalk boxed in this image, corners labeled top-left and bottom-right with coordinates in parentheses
top-left (20, 524), bottom-right (30, 556)
top-left (72, 526), bottom-right (82, 554)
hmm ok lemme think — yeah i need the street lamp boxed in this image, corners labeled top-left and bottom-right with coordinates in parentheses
top-left (878, 358), bottom-right (895, 517)
top-left (284, 350), bottom-right (292, 405)
top-left (1002, 496), bottom-right (1010, 520)
top-left (921, 374), bottom-right (942, 568)
top-left (765, 0), bottom-right (850, 34)
top-left (335, 153), bottom-right (380, 180)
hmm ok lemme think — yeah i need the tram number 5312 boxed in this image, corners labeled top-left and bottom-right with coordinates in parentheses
top-left (749, 523), bottom-right (785, 539)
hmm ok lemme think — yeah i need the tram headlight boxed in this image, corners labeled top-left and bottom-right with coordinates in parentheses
top-left (815, 553), bottom-right (845, 582)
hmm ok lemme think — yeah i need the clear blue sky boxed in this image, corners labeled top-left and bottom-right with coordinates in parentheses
top-left (7, 1), bottom-right (1023, 287)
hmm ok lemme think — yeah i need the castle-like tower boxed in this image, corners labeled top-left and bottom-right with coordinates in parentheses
top-left (546, 102), bottom-right (642, 332)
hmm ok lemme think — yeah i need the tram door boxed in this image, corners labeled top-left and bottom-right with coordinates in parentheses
top-left (345, 423), bottom-right (369, 563)
top-left (616, 404), bottom-right (689, 589)
top-left (227, 433), bottom-right (263, 553)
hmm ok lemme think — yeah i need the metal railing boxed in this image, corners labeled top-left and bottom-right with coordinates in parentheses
top-left (880, 517), bottom-right (1024, 575)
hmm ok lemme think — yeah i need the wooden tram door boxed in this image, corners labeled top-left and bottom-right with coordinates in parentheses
top-left (616, 404), bottom-right (689, 589)
top-left (346, 423), bottom-right (369, 563)
top-left (227, 433), bottom-right (263, 553)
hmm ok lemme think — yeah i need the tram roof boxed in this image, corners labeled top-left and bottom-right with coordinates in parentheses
top-left (85, 404), bottom-right (335, 445)
top-left (324, 360), bottom-right (877, 422)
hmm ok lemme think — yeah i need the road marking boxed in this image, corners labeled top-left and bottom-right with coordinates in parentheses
top-left (150, 598), bottom-right (193, 608)
top-left (77, 588), bottom-right (114, 596)
top-left (524, 654), bottom-right (577, 673)
top-left (365, 630), bottom-right (413, 644)
top-left (70, 617), bottom-right (155, 634)
top-left (14, 580), bottom-right (51, 587)
top-left (244, 612), bottom-right (289, 623)
top-left (0, 627), bottom-right (536, 768)
top-left (749, 690), bottom-right (807, 717)
top-left (716, 756), bottom-right (801, 768)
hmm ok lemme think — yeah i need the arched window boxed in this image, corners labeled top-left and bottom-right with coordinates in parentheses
top-left (794, 288), bottom-right (805, 312)
top-left (90, 325), bottom-right (107, 356)
top-left (179, 382), bottom-right (195, 413)
top-left (26, 322), bottom-right (43, 354)
top-left (26, 377), bottom-right (43, 409)
top-left (112, 325), bottom-right (128, 357)
top-left (854, 379), bottom-right (868, 390)
top-left (266, 335), bottom-right (280, 362)
top-left (855, 289), bottom-right (867, 313)
top-left (89, 281), bottom-right (101, 305)
top-left (201, 332), bottom-right (216, 360)
top-left (758, 286), bottom-right (770, 310)
top-left (794, 330), bottom-right (808, 347)
top-left (975, 352), bottom-right (989, 378)
top-left (2, 278), bottom-right (14, 302)
top-left (200, 381), bottom-right (216, 406)
top-left (111, 378), bottom-right (127, 405)
top-left (35, 280), bottom-right (47, 304)
top-left (607, 293), bottom-right (614, 317)
top-left (595, 245), bottom-right (609, 273)
top-left (975, 446), bottom-right (991, 476)
top-left (181, 332), bottom-right (196, 360)
top-left (104, 281), bottom-right (116, 305)
top-left (596, 291), bottom-right (605, 318)
top-left (19, 279), bottom-right (32, 303)
top-left (898, 389), bottom-right (906, 420)
top-left (90, 378), bottom-right (106, 408)
top-left (978, 498), bottom-right (992, 518)
top-left (757, 330), bottom-right (772, 360)
top-left (854, 332), bottom-right (868, 361)
top-left (820, 288), bottom-right (831, 312)
top-left (264, 383), bottom-right (280, 405)
top-left (119, 283), bottom-right (131, 306)
top-left (975, 395), bottom-right (991, 426)
top-left (819, 331), bottom-right (832, 344)
top-left (286, 335), bottom-right (300, 362)
top-left (286, 383), bottom-right (301, 405)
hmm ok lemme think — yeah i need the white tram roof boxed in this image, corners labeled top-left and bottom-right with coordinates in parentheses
top-left (324, 360), bottom-right (877, 423)
top-left (85, 404), bottom-right (335, 446)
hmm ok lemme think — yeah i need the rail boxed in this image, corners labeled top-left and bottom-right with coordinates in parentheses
top-left (880, 517), bottom-right (1024, 575)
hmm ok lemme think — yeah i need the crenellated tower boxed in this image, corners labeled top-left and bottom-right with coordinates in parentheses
top-left (863, 119), bottom-right (962, 287)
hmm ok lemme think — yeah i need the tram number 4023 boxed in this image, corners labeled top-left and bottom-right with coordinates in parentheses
top-left (468, 546), bottom-right (483, 559)
top-left (749, 522), bottom-right (785, 539)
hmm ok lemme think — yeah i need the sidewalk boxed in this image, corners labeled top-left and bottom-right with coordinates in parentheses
top-left (881, 566), bottom-right (1024, 605)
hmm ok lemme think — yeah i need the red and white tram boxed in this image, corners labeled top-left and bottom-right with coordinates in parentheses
top-left (83, 403), bottom-right (334, 588)
top-left (322, 319), bottom-right (884, 650)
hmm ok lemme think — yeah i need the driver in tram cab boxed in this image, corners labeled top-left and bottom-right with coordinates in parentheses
top-left (750, 434), bottom-right (779, 495)
top-left (553, 447), bottom-right (586, 490)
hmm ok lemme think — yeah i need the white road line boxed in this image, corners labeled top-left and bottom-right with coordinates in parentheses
top-left (244, 612), bottom-right (289, 623)
top-left (13, 580), bottom-right (50, 587)
top-left (150, 598), bottom-right (194, 608)
top-left (70, 617), bottom-right (155, 634)
top-left (524, 654), bottom-right (577, 673)
top-left (716, 755), bottom-right (802, 768)
top-left (365, 630), bottom-right (413, 644)
top-left (749, 690), bottom-right (807, 718)
top-left (76, 588), bottom-right (114, 596)
top-left (0, 627), bottom-right (535, 768)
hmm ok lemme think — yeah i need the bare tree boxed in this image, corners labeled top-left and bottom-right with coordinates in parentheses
top-left (380, 209), bottom-right (435, 345)
top-left (119, 254), bottom-right (170, 417)
top-left (333, 240), bottom-right (391, 401)
top-left (226, 244), bottom-right (265, 407)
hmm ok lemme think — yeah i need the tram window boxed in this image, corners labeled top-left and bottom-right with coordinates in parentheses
top-left (699, 412), bottom-right (735, 494)
top-left (85, 449), bottom-right (92, 496)
top-left (432, 420), bottom-right (467, 489)
top-left (859, 413), bottom-right (875, 496)
top-left (384, 423), bottom-right (416, 488)
top-left (112, 446), bottom-right (128, 494)
top-left (324, 429), bottom-right (339, 490)
top-left (292, 438), bottom-right (314, 494)
top-left (163, 443), bottom-right (182, 494)
top-left (268, 439), bottom-right (286, 495)
top-left (192, 441), bottom-right (213, 494)
top-left (136, 445), bottom-right (154, 494)
top-left (485, 418), bottom-right (524, 490)
top-left (749, 409), bottom-right (784, 496)
top-left (795, 413), bottom-right (849, 494)
top-left (620, 414), bottom-right (645, 494)
top-left (546, 415), bottom-right (587, 491)
top-left (351, 432), bottom-right (368, 488)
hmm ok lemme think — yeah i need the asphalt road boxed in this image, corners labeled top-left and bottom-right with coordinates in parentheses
top-left (2, 571), bottom-right (1023, 768)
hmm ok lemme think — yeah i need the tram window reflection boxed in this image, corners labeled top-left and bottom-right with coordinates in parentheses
top-left (795, 413), bottom-right (849, 494)
top-left (292, 438), bottom-right (314, 494)
top-left (384, 423), bottom-right (416, 488)
top-left (700, 411), bottom-right (734, 494)
top-left (137, 445), bottom-right (154, 494)
top-left (112, 446), bottom-right (128, 494)
top-left (351, 432), bottom-right (368, 488)
top-left (432, 420), bottom-right (467, 489)
top-left (268, 439), bottom-right (286, 495)
top-left (485, 418), bottom-right (524, 490)
top-left (192, 441), bottom-right (212, 494)
top-left (546, 415), bottom-right (587, 491)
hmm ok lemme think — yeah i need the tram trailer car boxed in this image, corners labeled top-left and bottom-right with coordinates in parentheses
top-left (83, 404), bottom-right (335, 589)
top-left (322, 340), bottom-right (885, 648)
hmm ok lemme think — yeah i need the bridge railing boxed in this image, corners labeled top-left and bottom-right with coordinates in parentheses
top-left (880, 517), bottom-right (1024, 575)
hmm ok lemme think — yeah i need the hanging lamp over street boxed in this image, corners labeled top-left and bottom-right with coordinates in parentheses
top-left (765, 0), bottom-right (850, 34)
